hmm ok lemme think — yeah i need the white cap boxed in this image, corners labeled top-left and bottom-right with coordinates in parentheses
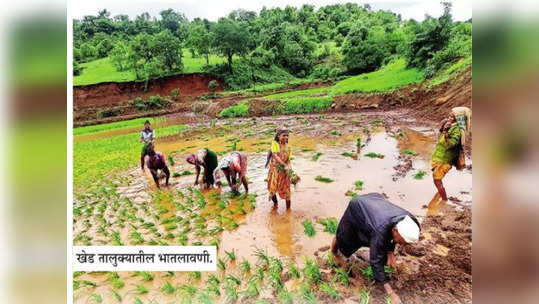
top-left (396, 216), bottom-right (420, 243)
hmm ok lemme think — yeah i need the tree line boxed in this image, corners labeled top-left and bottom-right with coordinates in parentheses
top-left (73, 2), bottom-right (471, 89)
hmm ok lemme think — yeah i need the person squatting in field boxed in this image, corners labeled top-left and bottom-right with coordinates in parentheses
top-left (430, 106), bottom-right (471, 202)
top-left (331, 193), bottom-right (420, 304)
top-left (213, 152), bottom-right (248, 195)
top-left (141, 143), bottom-right (170, 189)
top-left (186, 148), bottom-right (219, 189)
top-left (140, 120), bottom-right (155, 169)
top-left (266, 129), bottom-right (293, 210)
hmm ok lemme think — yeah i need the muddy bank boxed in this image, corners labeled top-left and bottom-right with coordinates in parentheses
top-left (74, 73), bottom-right (223, 109)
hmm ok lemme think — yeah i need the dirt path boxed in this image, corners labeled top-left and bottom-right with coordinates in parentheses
top-left (73, 111), bottom-right (472, 303)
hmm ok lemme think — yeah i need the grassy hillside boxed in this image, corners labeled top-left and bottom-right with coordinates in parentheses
top-left (74, 50), bottom-right (227, 86)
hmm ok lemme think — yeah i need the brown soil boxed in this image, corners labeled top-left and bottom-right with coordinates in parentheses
top-left (73, 73), bottom-right (223, 113)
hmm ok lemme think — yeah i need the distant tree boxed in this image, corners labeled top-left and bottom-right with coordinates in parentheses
top-left (212, 18), bottom-right (250, 70)
top-left (342, 26), bottom-right (389, 73)
top-left (79, 42), bottom-right (97, 61)
top-left (110, 41), bottom-right (132, 71)
top-left (186, 23), bottom-right (214, 65)
top-left (153, 29), bottom-right (183, 72)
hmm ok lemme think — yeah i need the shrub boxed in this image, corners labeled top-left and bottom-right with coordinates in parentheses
top-left (171, 88), bottom-right (180, 101)
top-left (192, 101), bottom-right (211, 114)
top-left (130, 95), bottom-right (170, 111)
top-left (218, 102), bottom-right (249, 118)
top-left (208, 80), bottom-right (218, 92)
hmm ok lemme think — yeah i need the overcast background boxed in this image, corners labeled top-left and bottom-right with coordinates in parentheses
top-left (70, 0), bottom-right (472, 22)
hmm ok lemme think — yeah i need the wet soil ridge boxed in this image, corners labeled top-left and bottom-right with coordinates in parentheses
top-left (74, 67), bottom-right (470, 126)
top-left (74, 73), bottom-right (223, 109)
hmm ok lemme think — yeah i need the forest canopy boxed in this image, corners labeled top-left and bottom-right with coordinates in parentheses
top-left (73, 2), bottom-right (471, 89)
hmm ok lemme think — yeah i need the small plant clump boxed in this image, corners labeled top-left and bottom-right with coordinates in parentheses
top-left (318, 218), bottom-right (338, 234)
top-left (414, 170), bottom-right (427, 179)
top-left (302, 220), bottom-right (316, 237)
top-left (312, 152), bottom-right (323, 161)
top-left (404, 149), bottom-right (417, 156)
top-left (354, 180), bottom-right (364, 190)
top-left (315, 176), bottom-right (333, 183)
top-left (364, 152), bottom-right (385, 159)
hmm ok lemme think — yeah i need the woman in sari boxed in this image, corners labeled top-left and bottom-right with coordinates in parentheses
top-left (266, 129), bottom-right (292, 209)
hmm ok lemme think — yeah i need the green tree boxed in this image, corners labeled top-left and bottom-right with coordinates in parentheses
top-left (186, 23), bottom-right (214, 65)
top-left (110, 41), bottom-right (132, 71)
top-left (342, 26), bottom-right (390, 73)
top-left (153, 29), bottom-right (183, 72)
top-left (212, 18), bottom-right (250, 70)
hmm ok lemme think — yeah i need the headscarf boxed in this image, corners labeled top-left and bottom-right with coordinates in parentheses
top-left (451, 106), bottom-right (472, 146)
top-left (213, 154), bottom-right (233, 183)
top-left (265, 129), bottom-right (289, 168)
top-left (185, 154), bottom-right (198, 165)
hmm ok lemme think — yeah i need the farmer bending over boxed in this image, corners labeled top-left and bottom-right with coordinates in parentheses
top-left (213, 152), bottom-right (248, 195)
top-left (431, 107), bottom-right (471, 202)
top-left (140, 120), bottom-right (155, 169)
top-left (142, 143), bottom-right (170, 189)
top-left (186, 148), bottom-right (219, 189)
top-left (331, 193), bottom-right (420, 304)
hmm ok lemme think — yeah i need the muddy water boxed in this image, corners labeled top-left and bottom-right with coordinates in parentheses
top-left (74, 112), bottom-right (472, 303)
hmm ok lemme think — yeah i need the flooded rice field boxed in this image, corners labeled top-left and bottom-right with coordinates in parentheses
top-left (73, 111), bottom-right (472, 304)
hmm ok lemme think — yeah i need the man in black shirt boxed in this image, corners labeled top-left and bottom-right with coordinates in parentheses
top-left (331, 193), bottom-right (420, 304)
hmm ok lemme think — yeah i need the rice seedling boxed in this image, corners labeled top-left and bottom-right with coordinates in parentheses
top-left (320, 282), bottom-right (340, 300)
top-left (354, 180), bottom-right (364, 190)
top-left (207, 274), bottom-right (221, 285)
top-left (314, 176), bottom-right (333, 183)
top-left (112, 278), bottom-right (124, 289)
top-left (134, 297), bottom-right (143, 304)
top-left (325, 252), bottom-right (337, 267)
top-left (111, 230), bottom-right (122, 245)
top-left (312, 152), bottom-right (323, 161)
top-left (364, 152), bottom-right (385, 158)
top-left (226, 275), bottom-right (242, 287)
top-left (209, 238), bottom-right (220, 249)
top-left (287, 263), bottom-right (301, 279)
top-left (225, 286), bottom-right (239, 303)
top-left (165, 223), bottom-right (178, 231)
top-left (162, 281), bottom-right (176, 294)
top-left (302, 220), bottom-right (316, 237)
top-left (413, 170), bottom-right (426, 180)
top-left (136, 284), bottom-right (148, 294)
top-left (341, 152), bottom-right (355, 158)
top-left (197, 291), bottom-right (214, 304)
top-left (242, 280), bottom-right (260, 299)
top-left (179, 283), bottom-right (198, 296)
top-left (318, 218), bottom-right (338, 234)
top-left (268, 271), bottom-right (283, 290)
top-left (224, 249), bottom-right (236, 262)
top-left (254, 248), bottom-right (270, 267)
top-left (82, 280), bottom-right (97, 287)
top-left (177, 233), bottom-right (188, 245)
top-left (74, 271), bottom-right (84, 278)
top-left (269, 257), bottom-right (284, 274)
top-left (180, 170), bottom-right (194, 176)
top-left (301, 148), bottom-right (314, 152)
top-left (404, 149), bottom-right (417, 156)
top-left (332, 268), bottom-right (350, 286)
top-left (192, 241), bottom-right (203, 246)
top-left (357, 290), bottom-right (371, 304)
top-left (240, 259), bottom-right (251, 274)
top-left (278, 288), bottom-right (294, 304)
top-left (167, 155), bottom-right (175, 166)
top-left (112, 289), bottom-right (122, 302)
top-left (189, 271), bottom-right (201, 280)
top-left (206, 283), bottom-right (221, 297)
top-left (73, 280), bottom-right (80, 290)
top-left (303, 258), bottom-right (321, 285)
top-left (90, 293), bottom-right (102, 303)
top-left (139, 271), bottom-right (154, 281)
top-left (299, 283), bottom-right (318, 304)
top-left (218, 258), bottom-right (226, 271)
top-left (329, 130), bottom-right (341, 136)
top-left (345, 190), bottom-right (358, 198)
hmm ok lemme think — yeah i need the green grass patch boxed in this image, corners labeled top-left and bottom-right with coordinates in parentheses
top-left (264, 86), bottom-right (329, 100)
top-left (74, 50), bottom-right (227, 86)
top-left (331, 59), bottom-right (424, 95)
top-left (281, 96), bottom-right (333, 114)
top-left (429, 56), bottom-right (472, 87)
top-left (218, 102), bottom-right (249, 118)
top-left (404, 149), bottom-right (418, 156)
top-left (74, 124), bottom-right (188, 188)
top-left (315, 176), bottom-right (333, 183)
top-left (74, 117), bottom-right (159, 136)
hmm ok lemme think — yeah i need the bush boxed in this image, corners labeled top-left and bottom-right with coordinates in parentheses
top-left (208, 80), bottom-right (218, 92)
top-left (218, 102), bottom-right (249, 118)
top-left (130, 95), bottom-right (170, 111)
top-left (192, 101), bottom-right (211, 114)
top-left (97, 108), bottom-right (123, 119)
top-left (311, 64), bottom-right (343, 81)
top-left (171, 88), bottom-right (180, 101)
